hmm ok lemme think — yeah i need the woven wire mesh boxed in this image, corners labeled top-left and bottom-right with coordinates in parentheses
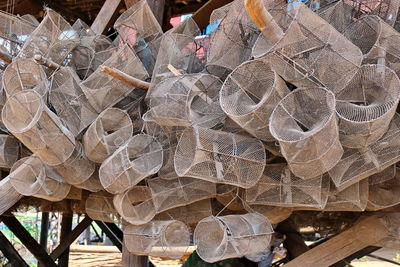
top-left (220, 59), bottom-right (290, 141)
top-left (317, 0), bottom-right (354, 33)
top-left (347, 0), bottom-right (400, 25)
top-left (148, 176), bottom-right (216, 213)
top-left (2, 90), bottom-right (76, 166)
top-left (144, 73), bottom-right (224, 128)
top-left (73, 170), bottom-right (103, 192)
top-left (215, 184), bottom-right (245, 211)
top-left (336, 65), bottom-right (400, 148)
top-left (194, 213), bottom-right (273, 263)
top-left (81, 45), bottom-right (149, 113)
top-left (323, 179), bottom-right (368, 211)
top-left (113, 186), bottom-right (156, 225)
top-left (83, 108), bottom-right (133, 163)
top-left (71, 18), bottom-right (94, 38)
top-left (368, 164), bottom-right (396, 185)
top-left (174, 126), bottom-right (266, 188)
top-left (0, 134), bottom-right (19, 169)
top-left (245, 163), bottom-right (330, 208)
top-left (86, 191), bottom-right (119, 223)
top-left (100, 134), bottom-right (163, 194)
top-left (124, 220), bottom-right (191, 259)
top-left (269, 87), bottom-right (342, 178)
top-left (0, 176), bottom-right (23, 215)
top-left (50, 67), bottom-right (98, 136)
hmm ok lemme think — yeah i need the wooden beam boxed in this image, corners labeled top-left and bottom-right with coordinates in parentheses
top-left (95, 221), bottom-right (123, 251)
top-left (0, 231), bottom-right (29, 267)
top-left (58, 212), bottom-right (73, 267)
top-left (0, 215), bottom-right (57, 267)
top-left (50, 216), bottom-right (93, 260)
top-left (91, 0), bottom-right (124, 35)
top-left (99, 65), bottom-right (150, 90)
top-left (191, 0), bottom-right (234, 30)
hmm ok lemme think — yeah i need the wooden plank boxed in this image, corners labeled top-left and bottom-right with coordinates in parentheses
top-left (65, 186), bottom-right (82, 200)
top-left (0, 231), bottom-right (29, 267)
top-left (58, 212), bottom-right (73, 267)
top-left (191, 0), bottom-right (234, 30)
top-left (39, 212), bottom-right (49, 251)
top-left (51, 216), bottom-right (93, 261)
top-left (0, 215), bottom-right (57, 267)
top-left (91, 0), bottom-right (124, 35)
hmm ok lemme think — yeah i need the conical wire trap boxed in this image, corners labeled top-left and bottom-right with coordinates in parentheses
top-left (323, 179), bottom-right (368, 211)
top-left (0, 134), bottom-right (19, 169)
top-left (83, 108), bottom-right (133, 163)
top-left (2, 58), bottom-right (49, 98)
top-left (143, 73), bottom-right (224, 128)
top-left (113, 186), bottom-right (156, 225)
top-left (329, 114), bottom-right (400, 190)
top-left (220, 59), bottom-right (290, 141)
top-left (9, 155), bottom-right (71, 202)
top-left (50, 67), bottom-right (99, 136)
top-left (344, 15), bottom-right (400, 76)
top-left (0, 176), bottom-right (23, 215)
top-left (86, 191), bottom-right (119, 223)
top-left (114, 0), bottom-right (163, 75)
top-left (148, 176), bottom-right (216, 213)
top-left (174, 126), bottom-right (266, 188)
top-left (269, 87), bottom-right (343, 179)
top-left (194, 213), bottom-right (274, 263)
top-left (346, 0), bottom-right (400, 26)
top-left (124, 220), bottom-right (191, 259)
top-left (335, 64), bottom-right (400, 149)
top-left (251, 2), bottom-right (362, 92)
top-left (205, 0), bottom-right (260, 79)
top-left (2, 90), bottom-right (76, 166)
top-left (81, 45), bottom-right (149, 113)
top-left (317, 0), bottom-right (354, 33)
top-left (245, 163), bottom-right (330, 209)
top-left (99, 134), bottom-right (163, 194)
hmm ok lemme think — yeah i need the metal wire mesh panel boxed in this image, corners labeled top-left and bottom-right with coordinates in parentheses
top-left (81, 45), bottom-right (149, 113)
top-left (144, 73), bottom-right (224, 128)
top-left (220, 59), bottom-right (290, 141)
top-left (86, 191), bottom-right (119, 223)
top-left (206, 0), bottom-right (260, 79)
top-left (83, 108), bottom-right (133, 163)
top-left (114, 0), bottom-right (163, 75)
top-left (148, 176), bottom-right (216, 213)
top-left (347, 0), bottom-right (400, 26)
top-left (269, 87), bottom-right (342, 179)
top-left (9, 156), bottom-right (71, 201)
top-left (174, 126), bottom-right (266, 188)
top-left (0, 176), bottom-right (23, 215)
top-left (369, 164), bottom-right (396, 185)
top-left (336, 64), bottom-right (400, 149)
top-left (2, 90), bottom-right (76, 166)
top-left (124, 220), bottom-right (191, 259)
top-left (71, 18), bottom-right (94, 38)
top-left (2, 58), bottom-right (49, 98)
top-left (100, 134), bottom-right (163, 194)
top-left (317, 0), bottom-right (354, 33)
top-left (113, 186), bottom-right (156, 225)
top-left (0, 134), bottom-right (19, 169)
top-left (323, 179), bottom-right (368, 211)
top-left (245, 163), bottom-right (330, 208)
top-left (17, 9), bottom-right (79, 69)
top-left (50, 67), bottom-right (98, 136)
top-left (194, 213), bottom-right (274, 263)
top-left (252, 3), bottom-right (362, 92)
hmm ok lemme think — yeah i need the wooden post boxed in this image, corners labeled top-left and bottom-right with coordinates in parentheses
top-left (122, 242), bottom-right (149, 267)
top-left (0, 231), bottom-right (29, 267)
top-left (39, 212), bottom-right (50, 252)
top-left (95, 221), bottom-right (123, 251)
top-left (58, 212), bottom-right (73, 267)
top-left (91, 0), bottom-right (124, 35)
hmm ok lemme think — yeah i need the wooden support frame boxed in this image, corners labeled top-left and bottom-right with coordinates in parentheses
top-left (95, 221), bottom-right (123, 251)
top-left (0, 231), bottom-right (29, 267)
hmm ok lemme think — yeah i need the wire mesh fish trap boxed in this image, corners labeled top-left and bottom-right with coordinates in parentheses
top-left (0, 176), bottom-right (23, 215)
top-left (344, 15), bottom-right (400, 75)
top-left (2, 58), bottom-right (49, 97)
top-left (100, 134), bottom-right (163, 194)
top-left (71, 18), bottom-right (94, 38)
top-left (148, 176), bottom-right (216, 213)
top-left (206, 0), bottom-right (260, 79)
top-left (144, 73), bottom-right (224, 128)
top-left (215, 184), bottom-right (244, 211)
top-left (251, 2), bottom-right (362, 92)
top-left (336, 65), bottom-right (400, 149)
top-left (124, 220), bottom-right (191, 259)
top-left (50, 67), bottom-right (98, 136)
top-left (73, 170), bottom-right (103, 192)
top-left (323, 179), bottom-right (368, 211)
top-left (86, 191), bottom-right (119, 223)
top-left (17, 9), bottom-right (79, 69)
top-left (220, 59), bottom-right (290, 141)
top-left (81, 45), bottom-right (149, 113)
top-left (174, 126), bottom-right (266, 188)
top-left (369, 164), bottom-right (396, 185)
top-left (9, 156), bottom-right (71, 202)
top-left (194, 213), bottom-right (274, 263)
top-left (0, 134), bottom-right (19, 169)
top-left (83, 108), bottom-right (133, 163)
top-left (269, 87), bottom-right (342, 179)
top-left (245, 163), bottom-right (330, 209)
top-left (114, 0), bottom-right (163, 75)
top-left (113, 186), bottom-right (156, 225)
top-left (2, 90), bottom-right (76, 166)
top-left (347, 0), bottom-right (400, 26)
top-left (317, 0), bottom-right (354, 33)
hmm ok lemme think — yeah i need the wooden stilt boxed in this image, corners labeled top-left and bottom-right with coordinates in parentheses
top-left (40, 212), bottom-right (50, 251)
top-left (58, 212), bottom-right (73, 267)
top-left (0, 231), bottom-right (29, 267)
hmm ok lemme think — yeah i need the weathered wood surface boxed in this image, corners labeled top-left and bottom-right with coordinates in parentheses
top-left (91, 0), bottom-right (123, 34)
top-left (100, 65), bottom-right (150, 90)
top-left (0, 231), bottom-right (29, 267)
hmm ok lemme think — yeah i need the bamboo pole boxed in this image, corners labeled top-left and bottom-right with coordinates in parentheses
top-left (34, 54), bottom-right (61, 70)
top-left (99, 65), bottom-right (150, 90)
